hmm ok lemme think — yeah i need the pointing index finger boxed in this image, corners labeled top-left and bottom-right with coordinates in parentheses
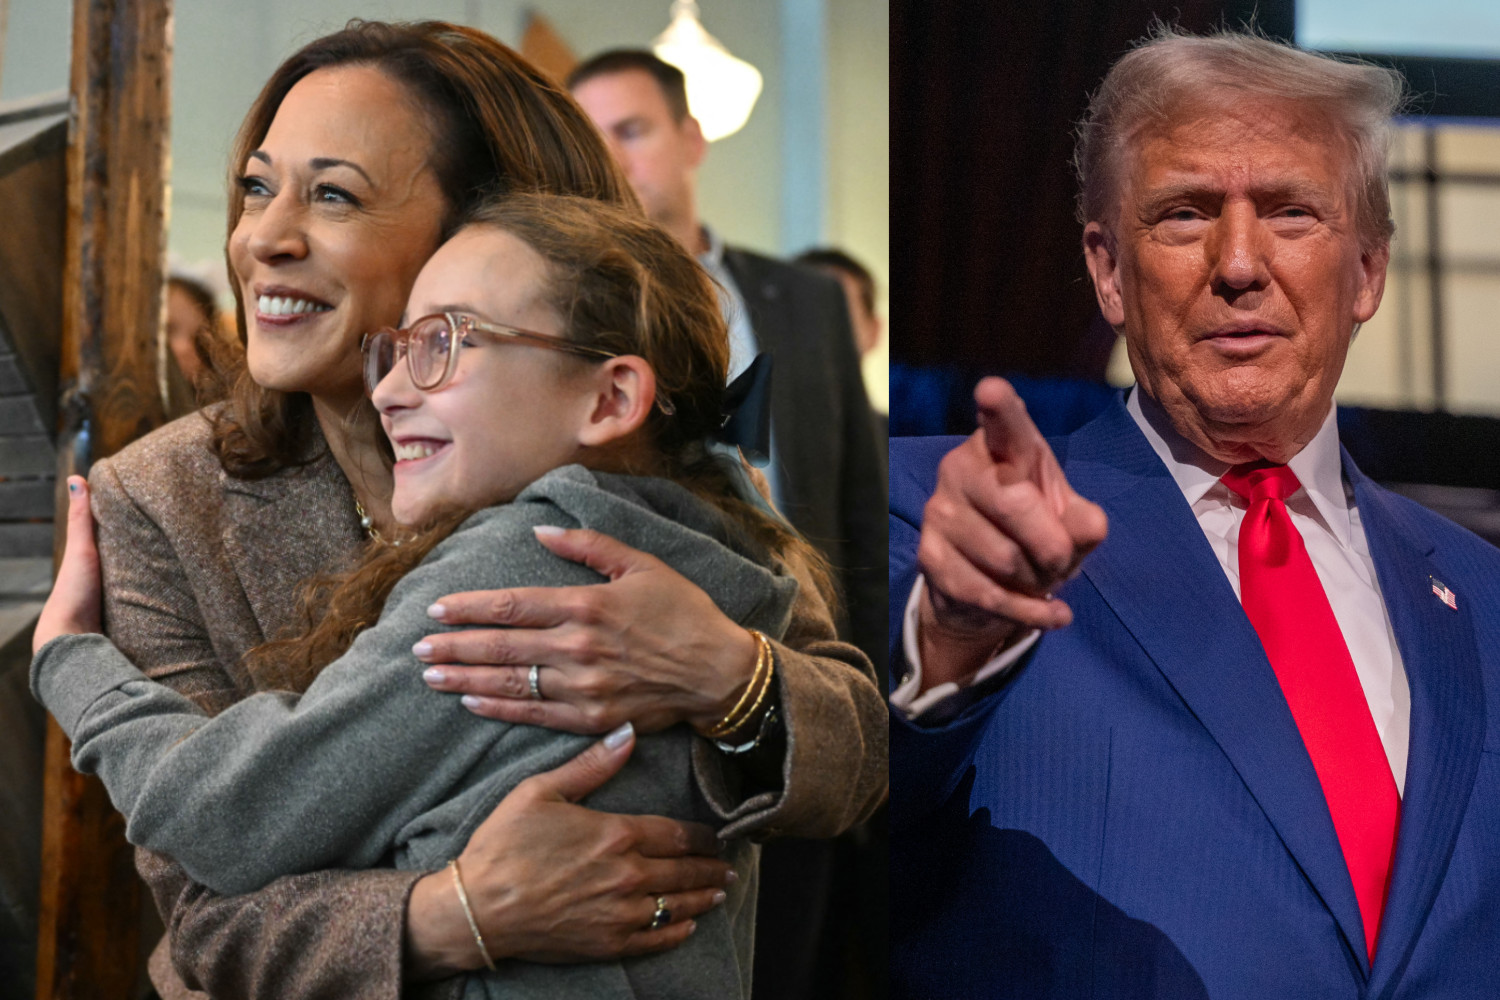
top-left (974, 378), bottom-right (1061, 487)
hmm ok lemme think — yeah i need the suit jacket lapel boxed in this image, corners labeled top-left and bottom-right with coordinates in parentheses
top-left (722, 250), bottom-right (805, 499)
top-left (1068, 402), bottom-right (1371, 971)
top-left (1351, 463), bottom-right (1485, 998)
top-left (221, 447), bottom-right (364, 645)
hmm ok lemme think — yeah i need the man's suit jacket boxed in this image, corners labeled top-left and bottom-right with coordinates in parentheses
top-left (888, 398), bottom-right (1500, 999)
top-left (723, 248), bottom-right (888, 684)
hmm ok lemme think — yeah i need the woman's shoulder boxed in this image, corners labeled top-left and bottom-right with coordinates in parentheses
top-left (92, 403), bottom-right (339, 504)
top-left (101, 405), bottom-right (222, 473)
top-left (89, 407), bottom-right (228, 510)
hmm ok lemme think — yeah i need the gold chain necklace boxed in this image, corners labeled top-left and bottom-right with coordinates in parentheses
top-left (352, 496), bottom-right (396, 546)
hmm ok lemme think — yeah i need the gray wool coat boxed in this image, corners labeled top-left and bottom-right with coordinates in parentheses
top-left (71, 407), bottom-right (886, 1000)
top-left (36, 465), bottom-right (800, 999)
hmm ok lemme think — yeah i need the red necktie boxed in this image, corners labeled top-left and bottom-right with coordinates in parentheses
top-left (1221, 464), bottom-right (1399, 965)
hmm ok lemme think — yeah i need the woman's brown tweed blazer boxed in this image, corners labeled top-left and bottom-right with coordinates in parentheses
top-left (88, 407), bottom-right (887, 1000)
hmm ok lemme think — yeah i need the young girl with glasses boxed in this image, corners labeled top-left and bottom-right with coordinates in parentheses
top-left (33, 192), bottom-right (829, 999)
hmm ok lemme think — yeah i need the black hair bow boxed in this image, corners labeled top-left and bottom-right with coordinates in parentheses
top-left (713, 353), bottom-right (773, 466)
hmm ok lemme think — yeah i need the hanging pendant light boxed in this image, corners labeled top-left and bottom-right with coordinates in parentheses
top-left (652, 0), bottom-right (763, 142)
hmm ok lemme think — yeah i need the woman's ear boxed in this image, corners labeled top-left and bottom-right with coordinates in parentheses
top-left (577, 355), bottom-right (657, 448)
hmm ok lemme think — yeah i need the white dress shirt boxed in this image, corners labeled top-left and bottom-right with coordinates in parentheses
top-left (893, 388), bottom-right (1411, 794)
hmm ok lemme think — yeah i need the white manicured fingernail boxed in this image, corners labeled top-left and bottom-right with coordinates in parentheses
top-left (412, 641), bottom-right (433, 659)
top-left (533, 525), bottom-right (566, 538)
top-left (603, 722), bottom-right (634, 749)
top-left (461, 695), bottom-right (482, 710)
top-left (712, 890), bottom-right (726, 905)
top-left (422, 668), bottom-right (445, 684)
top-left (426, 604), bottom-right (446, 619)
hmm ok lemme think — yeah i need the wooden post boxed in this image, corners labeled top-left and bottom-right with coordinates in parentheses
top-left (35, 1), bottom-right (171, 996)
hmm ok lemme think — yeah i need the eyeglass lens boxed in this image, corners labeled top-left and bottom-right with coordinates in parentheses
top-left (408, 316), bottom-right (456, 389)
top-left (364, 330), bottom-right (394, 394)
top-left (364, 316), bottom-right (462, 394)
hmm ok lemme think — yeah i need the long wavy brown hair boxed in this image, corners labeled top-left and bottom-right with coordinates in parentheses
top-left (207, 20), bottom-right (637, 478)
top-left (246, 194), bottom-right (833, 692)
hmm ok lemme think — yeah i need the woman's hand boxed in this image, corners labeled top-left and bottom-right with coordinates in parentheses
top-left (404, 723), bottom-right (735, 978)
top-left (33, 476), bottom-right (104, 653)
top-left (415, 526), bottom-right (759, 735)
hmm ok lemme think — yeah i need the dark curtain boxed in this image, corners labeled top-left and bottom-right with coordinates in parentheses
top-left (891, 0), bottom-right (1281, 380)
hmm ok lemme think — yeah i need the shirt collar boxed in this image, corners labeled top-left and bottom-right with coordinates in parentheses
top-left (1125, 386), bottom-right (1352, 548)
top-left (698, 224), bottom-right (725, 268)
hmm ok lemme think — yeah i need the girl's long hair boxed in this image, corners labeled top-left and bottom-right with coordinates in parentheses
top-left (246, 194), bottom-right (832, 691)
top-left (207, 19), bottom-right (637, 479)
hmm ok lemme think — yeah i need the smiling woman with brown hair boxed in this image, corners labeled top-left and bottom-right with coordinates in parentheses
top-left (35, 20), bottom-right (884, 999)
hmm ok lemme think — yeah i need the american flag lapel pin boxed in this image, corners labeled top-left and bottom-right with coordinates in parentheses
top-left (1430, 576), bottom-right (1458, 611)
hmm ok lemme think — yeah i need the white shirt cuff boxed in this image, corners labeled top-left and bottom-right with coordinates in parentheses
top-left (889, 576), bottom-right (1040, 719)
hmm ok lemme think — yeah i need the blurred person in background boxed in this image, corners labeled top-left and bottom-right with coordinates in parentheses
top-left (795, 247), bottom-right (884, 361)
top-left (163, 275), bottom-right (221, 417)
top-left (797, 247), bottom-right (887, 442)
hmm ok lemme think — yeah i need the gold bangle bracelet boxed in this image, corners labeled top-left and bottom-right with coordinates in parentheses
top-left (721, 654), bottom-right (775, 740)
top-left (707, 630), bottom-right (775, 738)
top-left (706, 630), bottom-right (770, 737)
top-left (449, 858), bottom-right (497, 972)
top-left (707, 631), bottom-right (770, 737)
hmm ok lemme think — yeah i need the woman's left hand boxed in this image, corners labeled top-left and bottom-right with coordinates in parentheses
top-left (414, 526), bottom-right (759, 735)
top-left (33, 476), bottom-right (104, 652)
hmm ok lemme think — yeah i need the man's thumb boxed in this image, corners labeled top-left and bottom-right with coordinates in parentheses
top-left (528, 722), bottom-right (635, 802)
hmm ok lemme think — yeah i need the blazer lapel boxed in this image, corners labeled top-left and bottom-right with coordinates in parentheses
top-left (221, 449), bottom-right (365, 645)
top-left (1068, 403), bottom-right (1371, 972)
top-left (1351, 463), bottom-right (1485, 998)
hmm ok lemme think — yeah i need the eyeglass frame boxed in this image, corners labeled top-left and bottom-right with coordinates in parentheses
top-left (360, 311), bottom-right (620, 396)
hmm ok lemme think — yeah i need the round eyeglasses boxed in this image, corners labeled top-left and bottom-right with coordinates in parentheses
top-left (360, 312), bottom-right (620, 395)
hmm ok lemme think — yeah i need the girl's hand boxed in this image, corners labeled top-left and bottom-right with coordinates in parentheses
top-left (33, 476), bottom-right (104, 652)
top-left (414, 527), bottom-right (759, 735)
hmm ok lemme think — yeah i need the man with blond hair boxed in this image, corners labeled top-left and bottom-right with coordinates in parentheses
top-left (889, 28), bottom-right (1500, 997)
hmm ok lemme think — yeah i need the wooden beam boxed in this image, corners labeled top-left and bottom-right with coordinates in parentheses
top-left (35, 1), bottom-right (171, 996)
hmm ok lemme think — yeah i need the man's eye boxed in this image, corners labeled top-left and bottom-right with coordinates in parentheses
top-left (1164, 208), bottom-right (1202, 222)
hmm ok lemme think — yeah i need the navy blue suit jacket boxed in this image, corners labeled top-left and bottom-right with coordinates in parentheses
top-left (889, 398), bottom-right (1500, 999)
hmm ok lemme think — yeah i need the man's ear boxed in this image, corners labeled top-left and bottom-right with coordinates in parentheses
top-left (682, 114), bottom-right (708, 169)
top-left (1353, 240), bottom-right (1390, 325)
top-left (577, 356), bottom-right (657, 447)
top-left (1083, 221), bottom-right (1126, 328)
